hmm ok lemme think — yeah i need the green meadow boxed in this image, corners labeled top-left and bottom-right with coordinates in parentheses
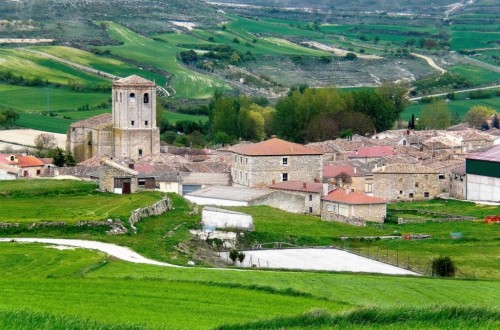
top-left (402, 94), bottom-right (500, 121)
top-left (100, 22), bottom-right (230, 99)
top-left (449, 64), bottom-right (500, 85)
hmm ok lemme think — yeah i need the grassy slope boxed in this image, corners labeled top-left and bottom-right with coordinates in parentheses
top-left (100, 22), bottom-right (230, 99)
top-left (0, 180), bottom-right (164, 223)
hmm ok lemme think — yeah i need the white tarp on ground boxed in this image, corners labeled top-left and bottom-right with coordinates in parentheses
top-left (220, 248), bottom-right (417, 275)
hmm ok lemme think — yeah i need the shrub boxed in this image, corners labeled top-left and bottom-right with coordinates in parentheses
top-left (431, 256), bottom-right (456, 277)
top-left (229, 249), bottom-right (239, 264)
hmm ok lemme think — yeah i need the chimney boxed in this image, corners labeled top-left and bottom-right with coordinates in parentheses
top-left (271, 135), bottom-right (277, 139)
top-left (272, 179), bottom-right (275, 185)
top-left (303, 182), bottom-right (307, 189)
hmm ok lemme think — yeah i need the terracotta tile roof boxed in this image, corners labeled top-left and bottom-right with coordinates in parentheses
top-left (322, 189), bottom-right (386, 204)
top-left (268, 181), bottom-right (323, 193)
top-left (323, 160), bottom-right (373, 178)
top-left (467, 144), bottom-right (500, 162)
top-left (372, 163), bottom-right (439, 174)
top-left (101, 159), bottom-right (138, 176)
top-left (230, 138), bottom-right (323, 156)
top-left (347, 146), bottom-right (394, 159)
top-left (113, 75), bottom-right (155, 87)
top-left (70, 113), bottom-right (112, 129)
top-left (17, 155), bottom-right (45, 167)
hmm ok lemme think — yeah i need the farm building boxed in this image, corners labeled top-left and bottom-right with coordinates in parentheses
top-left (321, 189), bottom-right (387, 224)
top-left (99, 159), bottom-right (138, 194)
top-left (466, 145), bottom-right (500, 202)
top-left (67, 75), bottom-right (160, 162)
top-left (230, 137), bottom-right (323, 188)
top-left (268, 181), bottom-right (323, 215)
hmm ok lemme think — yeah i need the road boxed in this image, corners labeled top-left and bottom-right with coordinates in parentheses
top-left (410, 84), bottom-right (500, 101)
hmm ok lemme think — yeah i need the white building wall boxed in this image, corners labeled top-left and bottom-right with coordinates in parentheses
top-left (185, 195), bottom-right (249, 207)
top-left (466, 174), bottom-right (500, 202)
top-left (202, 207), bottom-right (253, 230)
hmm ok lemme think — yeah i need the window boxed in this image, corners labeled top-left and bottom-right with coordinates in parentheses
top-left (138, 149), bottom-right (143, 157)
top-left (115, 91), bottom-right (118, 101)
top-left (409, 193), bottom-right (414, 198)
top-left (131, 121), bottom-right (135, 126)
top-left (245, 158), bottom-right (248, 165)
top-left (415, 182), bottom-right (419, 188)
top-left (282, 157), bottom-right (288, 165)
top-left (143, 93), bottom-right (149, 103)
top-left (309, 194), bottom-right (313, 201)
top-left (327, 203), bottom-right (333, 212)
top-left (72, 127), bottom-right (75, 132)
top-left (36, 169), bottom-right (41, 176)
top-left (308, 207), bottom-right (313, 213)
top-left (120, 92), bottom-right (122, 103)
top-left (138, 179), bottom-right (146, 186)
top-left (145, 120), bottom-right (148, 126)
top-left (10, 156), bottom-right (15, 161)
top-left (234, 155), bottom-right (237, 161)
top-left (282, 173), bottom-right (288, 181)
top-left (424, 192), bottom-right (430, 197)
top-left (240, 172), bottom-right (242, 180)
top-left (439, 174), bottom-right (445, 180)
top-left (399, 190), bottom-right (403, 195)
top-left (245, 173), bottom-right (248, 181)
top-left (365, 183), bottom-right (373, 193)
top-left (240, 156), bottom-right (243, 164)
top-left (130, 93), bottom-right (136, 102)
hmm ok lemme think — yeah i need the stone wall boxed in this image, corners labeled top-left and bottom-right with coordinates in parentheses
top-left (99, 162), bottom-right (138, 194)
top-left (373, 172), bottom-right (440, 202)
top-left (232, 154), bottom-right (322, 188)
top-left (128, 197), bottom-right (172, 231)
top-left (320, 206), bottom-right (367, 226)
top-left (269, 189), bottom-right (322, 215)
top-left (350, 203), bottom-right (386, 223)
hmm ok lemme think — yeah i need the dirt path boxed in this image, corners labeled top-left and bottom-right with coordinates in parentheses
top-left (410, 84), bottom-right (500, 101)
top-left (411, 53), bottom-right (446, 74)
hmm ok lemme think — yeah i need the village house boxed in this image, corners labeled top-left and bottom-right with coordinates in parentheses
top-left (322, 160), bottom-right (374, 195)
top-left (346, 146), bottom-right (395, 164)
top-left (0, 154), bottom-right (46, 178)
top-left (465, 145), bottom-right (500, 202)
top-left (67, 75), bottom-right (160, 162)
top-left (230, 137), bottom-right (323, 188)
top-left (321, 189), bottom-right (387, 224)
top-left (449, 164), bottom-right (466, 200)
top-left (268, 181), bottom-right (323, 215)
top-left (99, 158), bottom-right (139, 194)
top-left (372, 163), bottom-right (441, 201)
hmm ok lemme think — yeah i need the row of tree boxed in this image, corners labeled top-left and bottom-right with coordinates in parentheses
top-left (207, 82), bottom-right (409, 143)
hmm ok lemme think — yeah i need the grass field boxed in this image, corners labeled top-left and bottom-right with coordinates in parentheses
top-left (402, 94), bottom-right (500, 121)
top-left (100, 22), bottom-right (230, 99)
top-left (449, 64), bottom-right (500, 85)
top-left (16, 112), bottom-right (77, 134)
top-left (0, 84), bottom-right (109, 112)
top-left (0, 180), bottom-right (164, 223)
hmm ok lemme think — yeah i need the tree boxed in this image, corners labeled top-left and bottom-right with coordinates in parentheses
top-left (431, 256), bottom-right (456, 277)
top-left (52, 148), bottom-right (66, 167)
top-left (465, 106), bottom-right (496, 128)
top-left (344, 52), bottom-right (357, 60)
top-left (64, 150), bottom-right (76, 166)
top-left (492, 114), bottom-right (499, 129)
top-left (237, 252), bottom-right (245, 264)
top-left (229, 249), bottom-right (239, 264)
top-left (377, 81), bottom-right (410, 116)
top-left (34, 133), bottom-right (57, 157)
top-left (352, 90), bottom-right (397, 132)
top-left (419, 100), bottom-right (451, 129)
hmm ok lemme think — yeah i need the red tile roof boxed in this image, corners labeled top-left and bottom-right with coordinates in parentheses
top-left (347, 146), bottom-right (394, 159)
top-left (230, 138), bottom-right (323, 156)
top-left (322, 189), bottom-right (386, 204)
top-left (324, 164), bottom-right (354, 178)
top-left (467, 144), bottom-right (500, 163)
top-left (17, 155), bottom-right (45, 167)
top-left (269, 181), bottom-right (323, 193)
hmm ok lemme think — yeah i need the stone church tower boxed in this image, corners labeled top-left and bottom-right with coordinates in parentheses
top-left (67, 75), bottom-right (160, 162)
top-left (112, 75), bottom-right (160, 160)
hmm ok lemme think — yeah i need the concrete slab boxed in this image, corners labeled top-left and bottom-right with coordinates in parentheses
top-left (186, 185), bottom-right (273, 202)
top-left (221, 248), bottom-right (418, 275)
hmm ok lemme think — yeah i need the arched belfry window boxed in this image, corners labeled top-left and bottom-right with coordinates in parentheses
top-left (130, 93), bottom-right (136, 102)
top-left (144, 93), bottom-right (149, 104)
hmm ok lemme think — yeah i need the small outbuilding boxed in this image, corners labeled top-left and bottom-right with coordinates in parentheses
top-left (99, 159), bottom-right (139, 194)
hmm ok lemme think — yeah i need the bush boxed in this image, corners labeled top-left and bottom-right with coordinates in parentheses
top-left (431, 256), bottom-right (456, 277)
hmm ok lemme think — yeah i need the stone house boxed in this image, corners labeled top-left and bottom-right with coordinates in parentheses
top-left (230, 137), bottom-right (323, 188)
top-left (346, 146), bottom-right (395, 164)
top-left (99, 159), bottom-right (139, 194)
top-left (268, 181), bottom-right (323, 215)
top-left (372, 163), bottom-right (440, 201)
top-left (466, 145), bottom-right (500, 202)
top-left (0, 154), bottom-right (45, 178)
top-left (67, 75), bottom-right (160, 162)
top-left (449, 164), bottom-right (466, 199)
top-left (321, 189), bottom-right (387, 224)
top-left (323, 160), bottom-right (374, 195)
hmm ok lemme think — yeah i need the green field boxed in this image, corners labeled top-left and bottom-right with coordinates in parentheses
top-left (0, 180), bottom-right (163, 223)
top-left (449, 64), bottom-right (500, 85)
top-left (165, 110), bottom-right (208, 123)
top-left (100, 22), bottom-right (230, 99)
top-left (0, 84), bottom-right (109, 112)
top-left (402, 94), bottom-right (500, 121)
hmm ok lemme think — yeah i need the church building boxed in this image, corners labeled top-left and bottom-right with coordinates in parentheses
top-left (67, 75), bottom-right (160, 162)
